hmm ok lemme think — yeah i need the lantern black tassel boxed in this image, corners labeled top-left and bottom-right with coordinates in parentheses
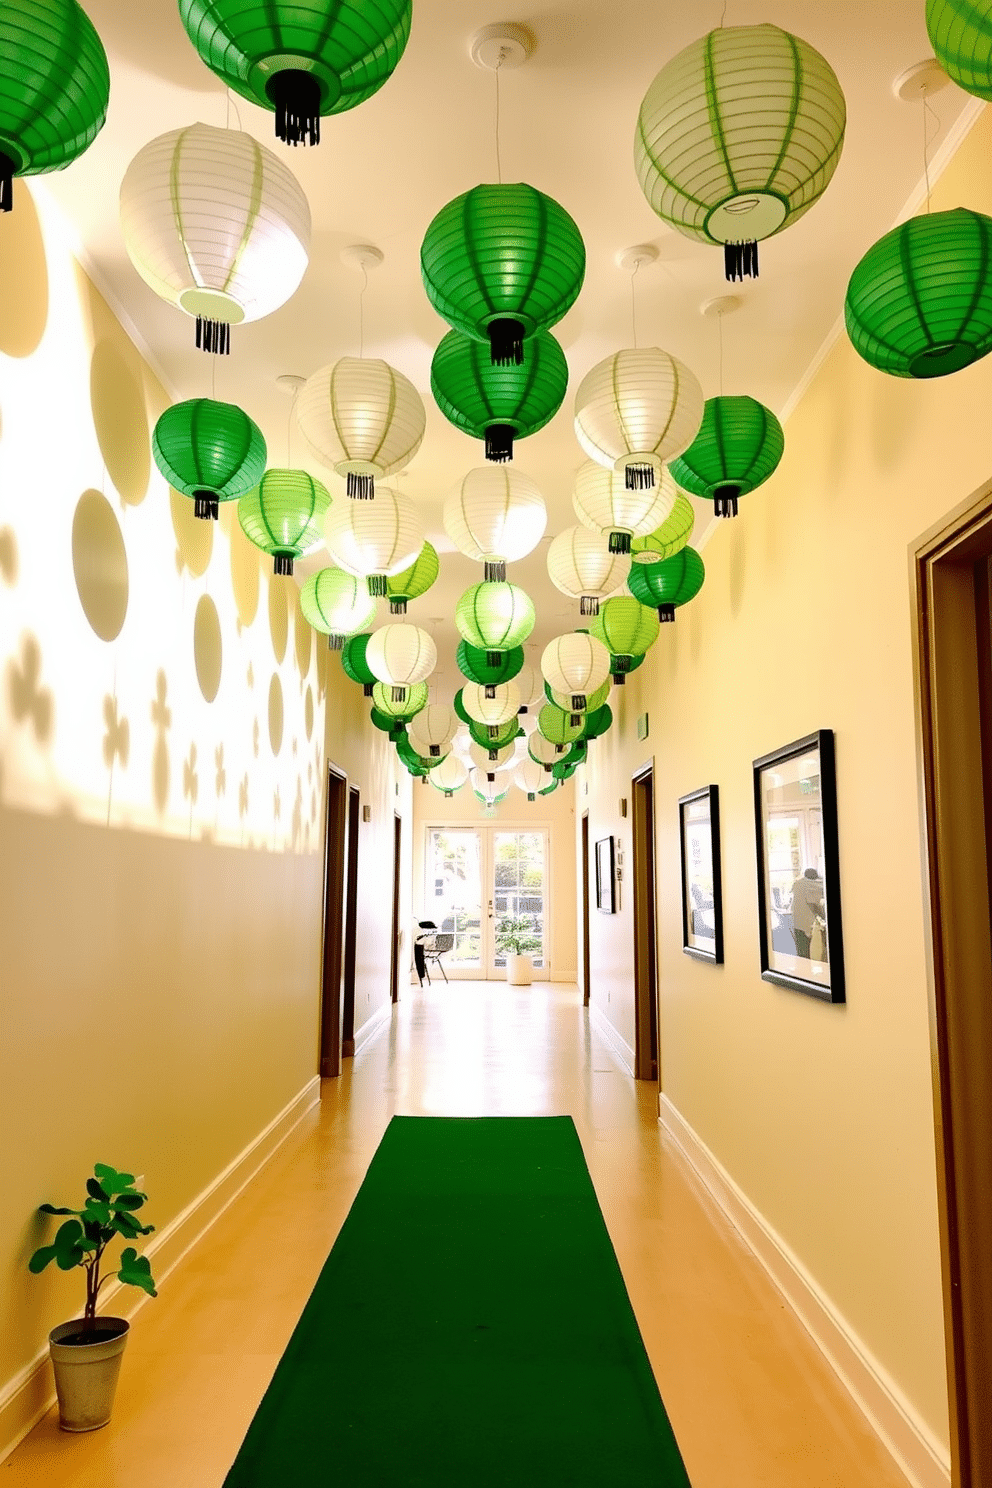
top-left (391, 686), bottom-right (406, 703)
top-left (485, 685), bottom-right (496, 699)
top-left (570, 714), bottom-right (581, 728)
top-left (486, 651), bottom-right (502, 668)
top-left (571, 694), bottom-right (585, 711)
top-left (613, 654), bottom-right (631, 674)
top-left (488, 748), bottom-right (498, 761)
top-left (430, 744), bottom-right (440, 757)
top-left (555, 744), bottom-right (565, 755)
top-left (328, 633), bottom-right (344, 651)
top-left (0, 152), bottom-right (14, 213)
top-left (485, 423), bottom-right (515, 462)
top-left (625, 463), bottom-right (655, 490)
top-left (714, 484), bottom-right (741, 518)
top-left (488, 317), bottom-right (525, 366)
top-left (658, 604), bottom-right (676, 623)
top-left (488, 725), bottom-right (499, 740)
top-left (363, 683), bottom-right (374, 697)
top-left (580, 596), bottom-right (599, 617)
top-left (273, 553), bottom-right (294, 576)
top-left (484, 560), bottom-right (507, 582)
top-left (528, 792), bottom-right (535, 802)
top-left (193, 491), bottom-right (220, 521)
top-left (268, 69), bottom-right (321, 147)
top-left (613, 671), bottom-right (626, 686)
top-left (609, 531), bottom-right (632, 554)
top-left (487, 772), bottom-right (496, 783)
top-left (367, 575), bottom-right (387, 596)
top-left (724, 239), bottom-right (759, 282)
top-left (389, 599), bottom-right (408, 614)
top-left (518, 705), bottom-right (528, 714)
top-left (544, 763), bottom-right (552, 773)
top-left (196, 317), bottom-right (231, 355)
top-left (347, 472), bottom-right (375, 499)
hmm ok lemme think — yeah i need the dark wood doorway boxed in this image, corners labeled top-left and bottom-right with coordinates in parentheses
top-left (341, 787), bottom-right (360, 1058)
top-left (319, 766), bottom-right (348, 1079)
top-left (914, 484), bottom-right (992, 1488)
top-left (389, 812), bottom-right (402, 1005)
top-left (631, 765), bottom-right (659, 1084)
top-left (581, 811), bottom-right (591, 1007)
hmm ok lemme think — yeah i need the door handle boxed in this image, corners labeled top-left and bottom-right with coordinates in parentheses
top-left (488, 899), bottom-right (493, 919)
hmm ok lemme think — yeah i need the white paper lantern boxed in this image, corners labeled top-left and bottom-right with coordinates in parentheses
top-left (514, 661), bottom-right (544, 712)
top-left (443, 467), bottom-right (548, 580)
top-left (542, 633), bottom-right (611, 709)
top-left (297, 358), bottom-right (426, 499)
top-left (572, 460), bottom-right (677, 554)
top-left (365, 624), bottom-right (437, 696)
top-left (430, 755), bottom-right (468, 796)
top-left (574, 348), bottom-right (704, 491)
top-left (547, 526), bottom-right (629, 616)
top-left (323, 486), bottom-right (424, 595)
top-left (470, 766), bottom-right (503, 803)
top-left (409, 704), bottom-right (458, 759)
top-left (469, 741), bottom-right (517, 773)
top-left (120, 123), bottom-right (310, 354)
top-left (299, 567), bottom-right (377, 649)
top-left (528, 731), bottom-right (564, 768)
top-left (460, 681), bottom-right (521, 731)
top-left (515, 757), bottom-right (548, 798)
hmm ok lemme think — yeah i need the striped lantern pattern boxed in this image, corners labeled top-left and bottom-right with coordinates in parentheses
top-left (371, 680), bottom-right (428, 720)
top-left (365, 623), bottom-right (437, 697)
top-left (238, 468), bottom-right (330, 575)
top-left (631, 493), bottom-right (695, 564)
top-left (384, 542), bottom-right (439, 614)
top-left (408, 704), bottom-right (458, 759)
top-left (119, 124), bottom-right (311, 353)
top-left (627, 547), bottom-right (706, 622)
top-left (299, 567), bottom-right (377, 649)
top-left (153, 398), bottom-right (267, 519)
top-left (323, 486), bottom-right (424, 595)
top-left (514, 661), bottom-right (545, 712)
top-left (547, 678), bottom-right (611, 716)
top-left (546, 526), bottom-right (629, 616)
top-left (469, 740), bottom-right (517, 773)
top-left (572, 460), bottom-right (678, 553)
top-left (927, 0), bottom-right (992, 99)
top-left (541, 633), bottom-right (611, 711)
top-left (515, 756), bottom-right (548, 798)
top-left (574, 348), bottom-right (704, 490)
top-left (460, 681), bottom-right (521, 735)
top-left (430, 327), bottom-right (569, 462)
top-left (538, 702), bottom-right (584, 747)
top-left (296, 357), bottom-right (426, 498)
top-left (669, 395), bottom-right (784, 517)
top-left (443, 467), bottom-right (547, 580)
top-left (455, 582), bottom-right (536, 663)
top-left (588, 597), bottom-right (659, 683)
top-left (430, 755), bottom-right (468, 795)
top-left (528, 731), bottom-right (564, 770)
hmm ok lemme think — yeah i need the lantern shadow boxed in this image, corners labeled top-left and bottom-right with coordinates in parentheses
top-left (305, 686), bottom-right (314, 741)
top-left (227, 513), bottom-right (261, 628)
top-left (72, 490), bottom-right (129, 642)
top-left (268, 674), bottom-right (284, 756)
top-left (293, 589), bottom-right (312, 679)
top-left (869, 374), bottom-right (922, 476)
top-left (171, 488), bottom-right (213, 577)
top-left (150, 670), bottom-right (172, 815)
top-left (0, 526), bottom-right (19, 586)
top-left (90, 339), bottom-right (151, 508)
top-left (193, 595), bottom-right (223, 703)
top-left (268, 575), bottom-right (290, 663)
top-left (8, 634), bottom-right (54, 746)
top-left (315, 641), bottom-right (328, 699)
top-left (728, 520), bottom-right (747, 620)
top-left (0, 181), bottom-right (48, 358)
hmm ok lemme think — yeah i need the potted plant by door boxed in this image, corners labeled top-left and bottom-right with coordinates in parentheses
top-left (29, 1164), bottom-right (157, 1432)
top-left (495, 914), bottom-right (543, 986)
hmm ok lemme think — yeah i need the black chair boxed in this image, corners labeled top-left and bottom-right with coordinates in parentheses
top-left (416, 920), bottom-right (453, 984)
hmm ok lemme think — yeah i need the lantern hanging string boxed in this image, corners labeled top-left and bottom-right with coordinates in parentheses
top-left (630, 259), bottom-right (640, 350)
top-left (923, 98), bottom-right (938, 214)
top-left (494, 49), bottom-right (506, 185)
top-left (718, 308), bottom-right (724, 396)
top-left (718, 0), bottom-right (728, 26)
top-left (358, 264), bottom-right (368, 359)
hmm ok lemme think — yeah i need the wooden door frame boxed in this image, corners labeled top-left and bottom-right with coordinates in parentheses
top-left (581, 811), bottom-right (591, 1007)
top-left (318, 764), bottom-right (348, 1079)
top-left (913, 478), bottom-right (992, 1488)
top-left (341, 786), bottom-right (361, 1058)
top-left (390, 811), bottom-right (402, 1005)
top-left (631, 762), bottom-right (659, 1084)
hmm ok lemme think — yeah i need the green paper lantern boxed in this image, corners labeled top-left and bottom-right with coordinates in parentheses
top-left (0, 0), bottom-right (110, 212)
top-left (397, 734), bottom-right (443, 773)
top-left (431, 328), bottom-right (568, 461)
top-left (669, 396), bottom-right (785, 518)
top-left (539, 779), bottom-right (559, 796)
top-left (845, 209), bottom-right (992, 379)
top-left (456, 642), bottom-right (524, 689)
top-left (611, 652), bottom-right (644, 685)
top-left (421, 183), bottom-right (586, 366)
top-left (631, 494), bottom-right (695, 565)
top-left (538, 703), bottom-right (584, 747)
top-left (300, 567), bottom-right (377, 650)
top-left (341, 633), bottom-right (377, 696)
top-left (552, 760), bottom-right (576, 781)
top-left (581, 705), bottom-right (613, 741)
top-left (177, 0), bottom-right (411, 146)
top-left (564, 739), bottom-right (589, 767)
top-left (589, 598), bottom-right (659, 682)
top-left (371, 680), bottom-right (427, 721)
top-left (468, 717), bottom-right (520, 754)
top-left (628, 547), bottom-right (705, 622)
top-left (455, 581), bottom-right (535, 664)
top-left (927, 0), bottom-right (992, 100)
top-left (546, 679), bottom-right (611, 716)
top-left (383, 542), bottom-right (439, 615)
top-left (370, 708), bottom-right (405, 739)
top-left (453, 688), bottom-right (472, 727)
top-left (239, 469), bottom-right (331, 576)
top-left (153, 399), bottom-right (266, 520)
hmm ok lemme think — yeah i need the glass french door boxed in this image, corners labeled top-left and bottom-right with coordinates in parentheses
top-left (424, 826), bottom-right (549, 979)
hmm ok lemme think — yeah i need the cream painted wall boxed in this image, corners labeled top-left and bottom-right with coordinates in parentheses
top-left (579, 108), bottom-right (992, 1455)
top-left (0, 182), bottom-right (407, 1400)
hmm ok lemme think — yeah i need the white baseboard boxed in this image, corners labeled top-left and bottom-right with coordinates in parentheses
top-left (0, 1075), bottom-right (320, 1465)
top-left (659, 1095), bottom-right (951, 1488)
top-left (589, 1003), bottom-right (635, 1077)
top-left (353, 1001), bottom-right (393, 1057)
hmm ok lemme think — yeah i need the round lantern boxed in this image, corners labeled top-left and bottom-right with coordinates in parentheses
top-left (460, 681), bottom-right (521, 733)
top-left (547, 678), bottom-right (611, 717)
top-left (341, 632), bottom-right (377, 696)
top-left (469, 741), bottom-right (516, 774)
top-left (515, 757), bottom-right (547, 800)
top-left (470, 767), bottom-right (506, 805)
top-left (0, 0), bottom-right (109, 212)
top-left (153, 398), bottom-right (267, 519)
top-left (514, 661), bottom-right (544, 712)
top-left (324, 486), bottom-right (423, 595)
top-left (365, 624), bottom-right (437, 699)
top-left (668, 396), bottom-right (784, 518)
top-left (431, 328), bottom-right (569, 461)
top-left (421, 182), bottom-right (586, 366)
top-left (589, 597), bottom-right (659, 681)
top-left (177, 0), bottom-right (412, 146)
top-left (444, 468), bottom-right (547, 581)
top-left (456, 641), bottom-right (524, 695)
top-left (529, 731), bottom-right (565, 770)
top-left (572, 460), bottom-right (677, 553)
top-left (239, 469), bottom-right (330, 575)
top-left (397, 733), bottom-right (439, 775)
top-left (547, 526), bottom-right (629, 616)
top-left (552, 760), bottom-right (576, 782)
top-left (574, 348), bottom-right (704, 491)
top-left (538, 703), bottom-right (584, 748)
top-left (628, 547), bottom-right (705, 622)
top-left (581, 705), bottom-right (613, 741)
top-left (845, 209), bottom-right (992, 379)
top-left (611, 651), bottom-right (644, 686)
top-left (408, 704), bottom-right (457, 760)
top-left (468, 717), bottom-right (520, 754)
top-left (120, 124), bottom-right (311, 355)
top-left (370, 708), bottom-right (405, 738)
top-left (296, 357), bottom-right (425, 499)
top-left (927, 0), bottom-right (992, 100)
top-left (541, 634), bottom-right (611, 712)
top-left (300, 567), bottom-right (377, 649)
top-left (455, 582), bottom-right (536, 664)
top-left (384, 542), bottom-right (438, 615)
top-left (631, 494), bottom-right (695, 565)
top-left (371, 680), bottom-right (427, 721)
top-left (539, 779), bottom-right (559, 797)
top-left (565, 739), bottom-right (589, 767)
top-left (430, 755), bottom-right (468, 797)
top-left (634, 24), bottom-right (846, 280)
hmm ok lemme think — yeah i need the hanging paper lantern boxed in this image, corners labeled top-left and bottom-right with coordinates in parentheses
top-left (589, 597), bottom-right (659, 682)
top-left (370, 708), bottom-right (406, 738)
top-left (239, 469), bottom-right (330, 575)
top-left (324, 486), bottom-right (423, 596)
top-left (455, 582), bottom-right (536, 666)
top-left (460, 681), bottom-right (521, 734)
top-left (546, 678), bottom-right (611, 716)
top-left (538, 703), bottom-right (584, 748)
top-left (628, 547), bottom-right (705, 622)
top-left (444, 468), bottom-right (547, 581)
top-left (371, 681), bottom-right (427, 721)
top-left (421, 182), bottom-right (586, 366)
top-left (0, 0), bottom-right (110, 213)
top-left (408, 704), bottom-right (457, 760)
top-left (546, 526), bottom-right (629, 617)
top-left (470, 767), bottom-right (507, 805)
top-left (529, 731), bottom-right (565, 770)
top-left (927, 0), bottom-right (992, 100)
top-left (564, 739), bottom-right (589, 767)
top-left (365, 624), bottom-right (437, 698)
top-left (581, 705), bottom-right (613, 741)
top-left (631, 493), bottom-right (695, 565)
top-left (384, 542), bottom-right (439, 615)
top-left (574, 348), bottom-right (703, 491)
top-left (669, 395), bottom-right (784, 518)
top-left (845, 209), bottom-right (992, 379)
top-left (541, 634), bottom-right (611, 712)
top-left (397, 733), bottom-right (441, 774)
top-left (572, 461), bottom-right (677, 554)
top-left (300, 567), bottom-right (376, 650)
top-left (152, 398), bottom-right (267, 520)
top-left (296, 358), bottom-right (425, 499)
top-left (515, 757), bottom-right (547, 801)
top-left (120, 123), bottom-right (311, 355)
top-left (341, 633), bottom-right (377, 696)
top-left (514, 661), bottom-right (544, 713)
top-left (177, 0), bottom-right (412, 146)
top-left (552, 759), bottom-right (577, 782)
top-left (634, 24), bottom-right (846, 280)
top-left (611, 651), bottom-right (644, 686)
top-left (456, 642), bottom-right (524, 695)
top-left (468, 717), bottom-right (520, 754)
top-left (430, 755), bottom-right (468, 797)
top-left (469, 740), bottom-right (516, 773)
top-left (431, 328), bottom-right (569, 462)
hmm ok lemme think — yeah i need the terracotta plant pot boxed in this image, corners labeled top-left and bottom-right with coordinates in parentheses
top-left (506, 953), bottom-right (533, 986)
top-left (49, 1317), bottom-right (129, 1432)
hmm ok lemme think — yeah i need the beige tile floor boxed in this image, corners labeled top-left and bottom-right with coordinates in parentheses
top-left (2, 982), bottom-right (911, 1486)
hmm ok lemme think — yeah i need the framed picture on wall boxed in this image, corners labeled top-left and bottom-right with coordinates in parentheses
top-left (678, 785), bottom-right (724, 964)
top-left (595, 836), bottom-right (616, 914)
top-left (753, 730), bottom-right (845, 1003)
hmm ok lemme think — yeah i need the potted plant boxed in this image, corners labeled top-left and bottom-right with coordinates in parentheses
top-left (29, 1164), bottom-right (157, 1432)
top-left (495, 914), bottom-right (543, 986)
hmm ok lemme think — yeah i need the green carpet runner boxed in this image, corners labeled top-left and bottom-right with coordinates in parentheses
top-left (223, 1115), bottom-right (691, 1486)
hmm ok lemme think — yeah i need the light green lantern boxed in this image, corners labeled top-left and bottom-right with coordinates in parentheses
top-left (546, 678), bottom-right (611, 716)
top-left (371, 681), bottom-right (428, 721)
top-left (927, 0), bottom-right (992, 100)
top-left (669, 396), bottom-right (785, 518)
top-left (238, 469), bottom-right (330, 575)
top-left (588, 598), bottom-right (659, 683)
top-left (455, 581), bottom-right (536, 666)
top-left (631, 494), bottom-right (695, 566)
top-left (538, 703), bottom-right (584, 748)
top-left (384, 542), bottom-right (439, 615)
top-left (300, 567), bottom-right (377, 650)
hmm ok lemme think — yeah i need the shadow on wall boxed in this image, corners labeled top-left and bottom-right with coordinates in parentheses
top-left (0, 527), bottom-right (19, 586)
top-left (72, 489), bottom-right (129, 642)
top-left (8, 634), bottom-right (54, 745)
top-left (0, 182), bottom-right (48, 358)
top-left (171, 487), bottom-right (213, 577)
top-left (90, 339), bottom-right (150, 508)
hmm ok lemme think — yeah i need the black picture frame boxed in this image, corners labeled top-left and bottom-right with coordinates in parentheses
top-left (753, 729), bottom-right (845, 1004)
top-left (595, 836), bottom-right (616, 913)
top-left (678, 785), bottom-right (724, 964)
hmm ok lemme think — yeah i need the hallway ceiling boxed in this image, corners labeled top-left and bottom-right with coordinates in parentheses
top-left (44, 0), bottom-right (972, 697)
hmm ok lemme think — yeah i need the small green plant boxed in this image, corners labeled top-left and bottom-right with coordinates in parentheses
top-left (495, 914), bottom-right (542, 957)
top-left (29, 1164), bottom-right (157, 1328)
